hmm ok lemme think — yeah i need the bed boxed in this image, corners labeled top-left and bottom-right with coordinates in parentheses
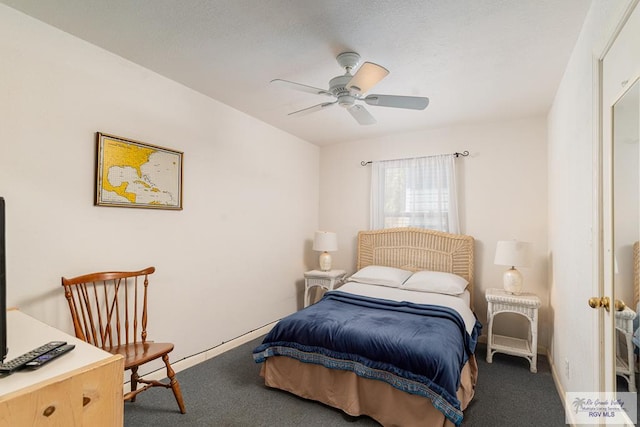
top-left (253, 228), bottom-right (480, 426)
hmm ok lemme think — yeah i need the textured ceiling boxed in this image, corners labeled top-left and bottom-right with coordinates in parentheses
top-left (1, 0), bottom-right (590, 146)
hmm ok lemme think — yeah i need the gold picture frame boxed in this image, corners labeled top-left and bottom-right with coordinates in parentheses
top-left (95, 132), bottom-right (183, 210)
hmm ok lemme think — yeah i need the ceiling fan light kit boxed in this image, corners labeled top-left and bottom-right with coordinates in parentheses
top-left (346, 62), bottom-right (389, 94)
top-left (272, 51), bottom-right (429, 125)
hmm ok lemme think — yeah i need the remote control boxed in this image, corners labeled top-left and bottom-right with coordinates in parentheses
top-left (25, 344), bottom-right (75, 368)
top-left (0, 341), bottom-right (67, 374)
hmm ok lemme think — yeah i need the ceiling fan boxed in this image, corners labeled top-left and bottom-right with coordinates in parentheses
top-left (272, 52), bottom-right (429, 125)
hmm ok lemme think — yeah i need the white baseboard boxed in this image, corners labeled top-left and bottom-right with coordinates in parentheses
top-left (123, 321), bottom-right (277, 394)
top-left (547, 349), bottom-right (573, 426)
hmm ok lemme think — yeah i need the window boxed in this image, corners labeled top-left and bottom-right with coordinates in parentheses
top-left (371, 154), bottom-right (459, 233)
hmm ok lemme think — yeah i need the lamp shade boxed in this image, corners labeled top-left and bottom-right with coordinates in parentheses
top-left (494, 240), bottom-right (532, 267)
top-left (313, 231), bottom-right (338, 252)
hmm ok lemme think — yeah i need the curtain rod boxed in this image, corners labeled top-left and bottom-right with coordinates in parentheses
top-left (360, 151), bottom-right (469, 166)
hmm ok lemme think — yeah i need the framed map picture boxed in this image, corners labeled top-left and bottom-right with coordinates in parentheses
top-left (95, 133), bottom-right (183, 210)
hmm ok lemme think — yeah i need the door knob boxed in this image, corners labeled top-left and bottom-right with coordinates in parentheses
top-left (614, 299), bottom-right (626, 311)
top-left (588, 296), bottom-right (610, 312)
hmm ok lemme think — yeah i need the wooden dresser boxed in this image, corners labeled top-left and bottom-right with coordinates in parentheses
top-left (0, 310), bottom-right (124, 427)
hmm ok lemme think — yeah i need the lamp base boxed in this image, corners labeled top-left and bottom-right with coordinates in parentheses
top-left (319, 252), bottom-right (332, 271)
top-left (503, 267), bottom-right (523, 294)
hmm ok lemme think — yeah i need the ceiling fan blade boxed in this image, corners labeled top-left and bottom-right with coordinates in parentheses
top-left (347, 105), bottom-right (376, 125)
top-left (346, 62), bottom-right (389, 94)
top-left (363, 94), bottom-right (429, 110)
top-left (271, 79), bottom-right (332, 96)
top-left (288, 101), bottom-right (337, 116)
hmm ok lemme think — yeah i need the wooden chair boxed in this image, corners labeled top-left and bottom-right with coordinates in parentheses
top-left (61, 266), bottom-right (186, 413)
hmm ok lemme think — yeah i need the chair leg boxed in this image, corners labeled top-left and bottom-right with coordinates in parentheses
top-left (130, 367), bottom-right (139, 403)
top-left (163, 354), bottom-right (186, 414)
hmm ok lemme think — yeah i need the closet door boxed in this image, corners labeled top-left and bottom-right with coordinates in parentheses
top-left (598, 0), bottom-right (640, 408)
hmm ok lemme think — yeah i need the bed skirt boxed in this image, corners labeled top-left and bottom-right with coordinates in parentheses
top-left (260, 355), bottom-right (477, 427)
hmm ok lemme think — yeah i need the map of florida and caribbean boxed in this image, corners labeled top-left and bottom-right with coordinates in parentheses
top-left (97, 134), bottom-right (182, 209)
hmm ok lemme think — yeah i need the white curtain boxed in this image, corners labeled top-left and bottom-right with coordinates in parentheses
top-left (370, 154), bottom-right (459, 233)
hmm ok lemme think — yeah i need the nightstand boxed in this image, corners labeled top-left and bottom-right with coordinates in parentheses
top-left (485, 288), bottom-right (541, 373)
top-left (304, 269), bottom-right (346, 307)
top-left (615, 306), bottom-right (637, 392)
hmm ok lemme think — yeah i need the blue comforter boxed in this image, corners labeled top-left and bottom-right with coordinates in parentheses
top-left (253, 291), bottom-right (481, 426)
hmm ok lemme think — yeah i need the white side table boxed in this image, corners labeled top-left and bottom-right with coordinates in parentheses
top-left (485, 288), bottom-right (541, 373)
top-left (304, 269), bottom-right (346, 307)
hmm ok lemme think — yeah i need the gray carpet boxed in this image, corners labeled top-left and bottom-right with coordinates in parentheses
top-left (124, 338), bottom-right (566, 426)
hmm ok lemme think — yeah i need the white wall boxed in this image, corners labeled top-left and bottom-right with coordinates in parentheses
top-left (0, 5), bottom-right (319, 368)
top-left (319, 117), bottom-right (549, 348)
top-left (547, 0), bottom-right (633, 394)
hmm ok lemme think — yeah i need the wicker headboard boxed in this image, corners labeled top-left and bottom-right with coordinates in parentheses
top-left (357, 227), bottom-right (475, 307)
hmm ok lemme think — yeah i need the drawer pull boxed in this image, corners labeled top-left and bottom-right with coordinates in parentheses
top-left (83, 396), bottom-right (91, 406)
top-left (43, 405), bottom-right (56, 417)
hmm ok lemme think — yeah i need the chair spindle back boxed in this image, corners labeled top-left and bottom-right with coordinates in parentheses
top-left (61, 267), bottom-right (155, 350)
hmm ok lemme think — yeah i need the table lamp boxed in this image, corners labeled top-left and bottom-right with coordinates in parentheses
top-left (494, 240), bottom-right (532, 294)
top-left (313, 231), bottom-right (337, 271)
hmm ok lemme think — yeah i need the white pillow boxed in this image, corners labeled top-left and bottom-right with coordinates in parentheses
top-left (402, 270), bottom-right (468, 295)
top-left (348, 265), bottom-right (413, 288)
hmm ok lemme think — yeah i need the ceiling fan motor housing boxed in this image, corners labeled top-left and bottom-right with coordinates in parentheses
top-left (329, 75), bottom-right (356, 107)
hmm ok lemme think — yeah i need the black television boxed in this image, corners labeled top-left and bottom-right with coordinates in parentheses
top-left (0, 196), bottom-right (7, 362)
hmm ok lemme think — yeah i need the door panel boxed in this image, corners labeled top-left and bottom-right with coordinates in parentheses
top-left (601, 0), bottom-right (640, 401)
